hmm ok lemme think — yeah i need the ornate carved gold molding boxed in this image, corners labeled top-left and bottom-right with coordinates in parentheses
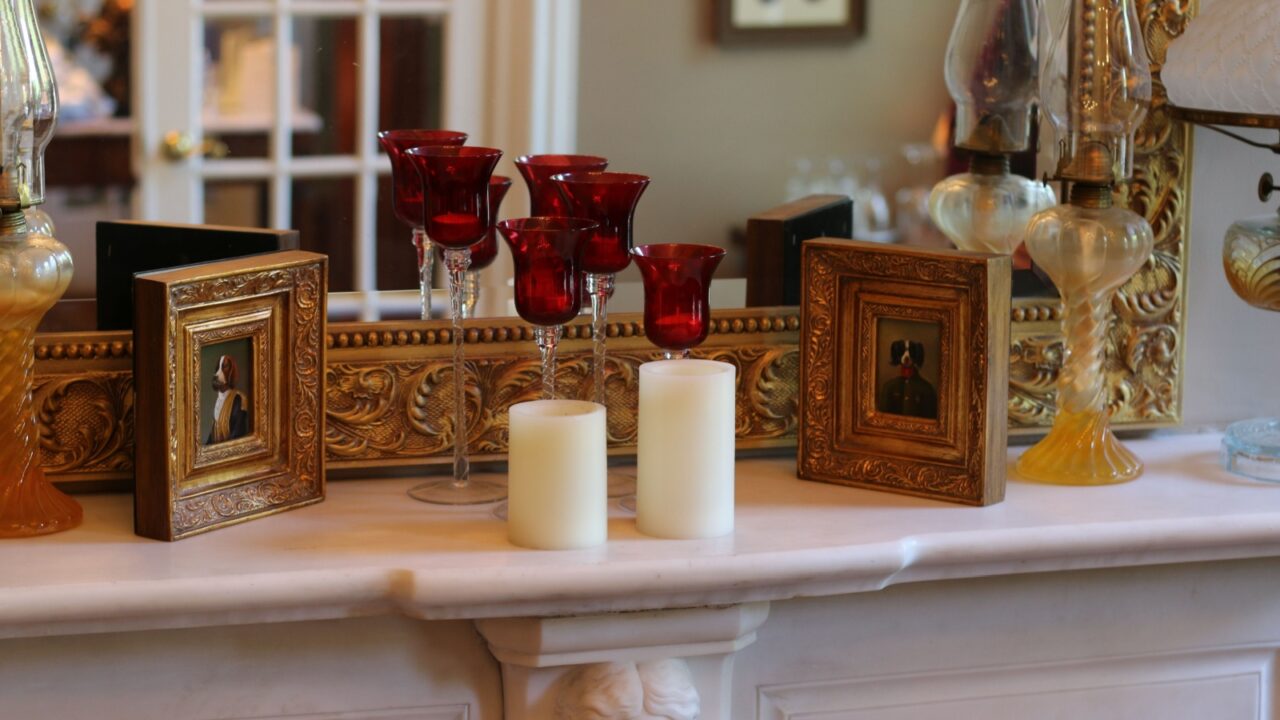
top-left (34, 309), bottom-right (799, 483)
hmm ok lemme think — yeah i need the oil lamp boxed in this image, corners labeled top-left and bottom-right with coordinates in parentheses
top-left (1015, 0), bottom-right (1155, 486)
top-left (929, 0), bottom-right (1056, 256)
top-left (0, 0), bottom-right (79, 537)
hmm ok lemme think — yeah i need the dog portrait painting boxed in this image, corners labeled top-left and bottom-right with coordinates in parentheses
top-left (875, 319), bottom-right (940, 420)
top-left (199, 340), bottom-right (253, 445)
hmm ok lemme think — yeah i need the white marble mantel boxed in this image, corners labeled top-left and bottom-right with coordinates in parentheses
top-left (2, 431), bottom-right (1278, 639)
top-left (8, 430), bottom-right (1280, 719)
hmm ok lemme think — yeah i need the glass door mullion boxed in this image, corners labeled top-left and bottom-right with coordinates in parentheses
top-left (354, 4), bottom-right (380, 310)
top-left (270, 0), bottom-right (294, 230)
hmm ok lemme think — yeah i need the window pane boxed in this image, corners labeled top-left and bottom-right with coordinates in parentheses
top-left (203, 17), bottom-right (274, 159)
top-left (378, 16), bottom-right (444, 132)
top-left (292, 16), bottom-right (358, 157)
top-left (292, 177), bottom-right (356, 290)
top-left (205, 179), bottom-right (269, 228)
top-left (376, 174), bottom-right (420, 290)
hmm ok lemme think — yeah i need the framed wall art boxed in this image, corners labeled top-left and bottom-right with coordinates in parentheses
top-left (715, 0), bottom-right (865, 45)
top-left (133, 251), bottom-right (328, 540)
top-left (798, 239), bottom-right (1010, 506)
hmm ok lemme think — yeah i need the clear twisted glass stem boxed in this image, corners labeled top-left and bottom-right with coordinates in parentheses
top-left (459, 270), bottom-right (480, 320)
top-left (663, 349), bottom-right (691, 360)
top-left (585, 273), bottom-right (614, 406)
top-left (413, 227), bottom-right (433, 320)
top-left (445, 247), bottom-right (471, 489)
top-left (534, 325), bottom-right (562, 400)
top-left (1057, 287), bottom-right (1108, 415)
top-left (0, 326), bottom-right (39, 496)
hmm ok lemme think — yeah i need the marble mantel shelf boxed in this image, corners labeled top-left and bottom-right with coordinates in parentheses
top-left (2, 431), bottom-right (1277, 640)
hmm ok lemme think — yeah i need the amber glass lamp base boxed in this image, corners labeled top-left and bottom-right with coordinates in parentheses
top-left (1016, 408), bottom-right (1143, 486)
top-left (0, 463), bottom-right (82, 537)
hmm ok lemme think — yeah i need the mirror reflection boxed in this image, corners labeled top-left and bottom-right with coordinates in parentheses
top-left (39, 0), bottom-right (1020, 332)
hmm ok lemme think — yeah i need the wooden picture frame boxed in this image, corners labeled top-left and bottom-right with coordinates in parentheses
top-left (745, 194), bottom-right (852, 307)
top-left (716, 0), bottom-right (865, 45)
top-left (133, 251), bottom-right (328, 540)
top-left (798, 239), bottom-right (1010, 506)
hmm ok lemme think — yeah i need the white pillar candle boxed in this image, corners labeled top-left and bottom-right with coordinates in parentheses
top-left (636, 359), bottom-right (737, 539)
top-left (507, 400), bottom-right (608, 550)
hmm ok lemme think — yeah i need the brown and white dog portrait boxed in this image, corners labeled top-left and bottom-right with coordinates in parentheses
top-left (208, 354), bottom-right (250, 444)
top-left (877, 339), bottom-right (938, 420)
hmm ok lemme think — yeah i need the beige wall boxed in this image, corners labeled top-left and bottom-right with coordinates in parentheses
top-left (1182, 127), bottom-right (1280, 428)
top-left (577, 0), bottom-right (961, 277)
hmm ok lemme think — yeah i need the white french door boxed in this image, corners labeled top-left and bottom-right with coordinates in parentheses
top-left (133, 0), bottom-right (581, 319)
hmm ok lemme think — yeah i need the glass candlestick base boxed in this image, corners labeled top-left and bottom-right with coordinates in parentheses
top-left (409, 471), bottom-right (507, 505)
top-left (1222, 418), bottom-right (1280, 483)
top-left (1015, 408), bottom-right (1143, 485)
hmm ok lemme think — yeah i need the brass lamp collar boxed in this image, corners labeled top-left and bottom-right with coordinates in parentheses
top-left (0, 206), bottom-right (28, 240)
top-left (1055, 141), bottom-right (1120, 187)
top-left (1068, 183), bottom-right (1114, 210)
top-left (969, 153), bottom-right (1011, 177)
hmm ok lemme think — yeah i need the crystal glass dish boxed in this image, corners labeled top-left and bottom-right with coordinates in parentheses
top-left (1222, 418), bottom-right (1280, 483)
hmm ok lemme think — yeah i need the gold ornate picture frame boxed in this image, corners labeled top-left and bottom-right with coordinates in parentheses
top-left (798, 239), bottom-right (1010, 506)
top-left (132, 251), bottom-right (327, 540)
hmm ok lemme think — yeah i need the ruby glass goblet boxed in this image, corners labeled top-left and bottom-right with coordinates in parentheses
top-left (631, 243), bottom-right (726, 360)
top-left (404, 145), bottom-right (505, 505)
top-left (554, 171), bottom-right (650, 501)
top-left (515, 154), bottom-right (609, 217)
top-left (498, 217), bottom-right (598, 398)
top-left (441, 174), bottom-right (511, 320)
top-left (377, 129), bottom-right (467, 320)
top-left (551, 171), bottom-right (650, 403)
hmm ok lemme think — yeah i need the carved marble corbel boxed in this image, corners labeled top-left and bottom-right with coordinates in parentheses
top-left (475, 603), bottom-right (770, 720)
top-left (554, 659), bottom-right (699, 720)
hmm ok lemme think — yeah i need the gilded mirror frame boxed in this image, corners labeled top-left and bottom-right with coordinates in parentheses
top-left (31, 0), bottom-right (1193, 484)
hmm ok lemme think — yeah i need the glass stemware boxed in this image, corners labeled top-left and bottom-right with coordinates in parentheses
top-left (498, 217), bottom-right (598, 398)
top-left (631, 244), bottom-right (726, 359)
top-left (377, 129), bottom-right (467, 320)
top-left (515, 154), bottom-right (609, 216)
top-left (552, 172), bottom-right (651, 401)
top-left (442, 174), bottom-right (511, 320)
top-left (554, 171), bottom-right (650, 501)
top-left (404, 145), bottom-right (505, 505)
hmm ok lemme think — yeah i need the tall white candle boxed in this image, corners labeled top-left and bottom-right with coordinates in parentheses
top-left (636, 359), bottom-right (736, 539)
top-left (507, 400), bottom-right (608, 550)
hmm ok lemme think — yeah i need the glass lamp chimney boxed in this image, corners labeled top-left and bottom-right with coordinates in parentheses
top-left (0, 0), bottom-right (32, 212)
top-left (945, 0), bottom-right (1040, 154)
top-left (14, 0), bottom-right (56, 206)
top-left (1041, 0), bottom-right (1151, 184)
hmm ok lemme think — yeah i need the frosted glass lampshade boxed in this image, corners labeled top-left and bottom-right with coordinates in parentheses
top-left (1164, 0), bottom-right (1280, 119)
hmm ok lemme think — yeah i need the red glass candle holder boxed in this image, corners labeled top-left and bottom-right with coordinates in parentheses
top-left (439, 175), bottom-right (512, 320)
top-left (402, 145), bottom-right (505, 506)
top-left (376, 129), bottom-right (467, 320)
top-left (632, 243), bottom-right (726, 359)
top-left (515, 154), bottom-right (608, 217)
top-left (498, 217), bottom-right (598, 399)
top-left (378, 129), bottom-right (467, 227)
top-left (406, 146), bottom-right (503, 249)
top-left (552, 171), bottom-right (651, 275)
top-left (469, 175), bottom-right (513, 271)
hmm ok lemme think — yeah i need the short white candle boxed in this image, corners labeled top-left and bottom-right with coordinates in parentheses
top-left (636, 359), bottom-right (737, 539)
top-left (507, 400), bottom-right (608, 550)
